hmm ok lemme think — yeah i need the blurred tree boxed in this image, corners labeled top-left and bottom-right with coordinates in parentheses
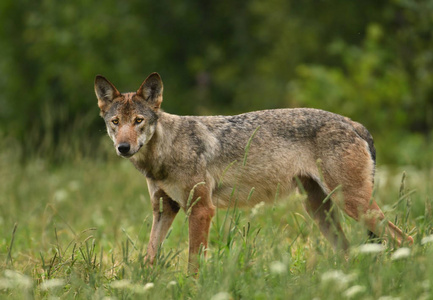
top-left (286, 1), bottom-right (433, 164)
top-left (0, 0), bottom-right (431, 164)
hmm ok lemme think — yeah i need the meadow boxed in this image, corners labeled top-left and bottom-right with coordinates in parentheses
top-left (0, 142), bottom-right (432, 300)
top-left (1, 0), bottom-right (432, 298)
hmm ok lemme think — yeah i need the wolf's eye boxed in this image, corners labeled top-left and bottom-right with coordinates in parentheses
top-left (135, 118), bottom-right (144, 124)
top-left (112, 119), bottom-right (119, 125)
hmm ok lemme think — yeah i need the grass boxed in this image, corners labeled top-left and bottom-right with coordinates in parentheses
top-left (1, 146), bottom-right (433, 299)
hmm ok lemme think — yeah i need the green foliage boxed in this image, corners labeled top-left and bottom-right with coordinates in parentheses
top-left (0, 0), bottom-right (432, 164)
top-left (287, 17), bottom-right (433, 165)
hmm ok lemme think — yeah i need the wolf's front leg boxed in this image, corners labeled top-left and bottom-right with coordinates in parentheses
top-left (145, 190), bottom-right (180, 265)
top-left (187, 188), bottom-right (215, 274)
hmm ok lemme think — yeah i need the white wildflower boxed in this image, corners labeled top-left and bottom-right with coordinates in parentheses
top-left (343, 285), bottom-right (365, 298)
top-left (40, 278), bottom-right (65, 291)
top-left (143, 282), bottom-right (154, 291)
top-left (321, 270), bottom-right (357, 290)
top-left (321, 270), bottom-right (346, 282)
top-left (251, 201), bottom-right (265, 217)
top-left (421, 280), bottom-right (430, 290)
top-left (3, 270), bottom-right (33, 290)
top-left (110, 279), bottom-right (131, 289)
top-left (167, 280), bottom-right (177, 287)
top-left (53, 189), bottom-right (68, 202)
top-left (131, 282), bottom-right (154, 294)
top-left (211, 292), bottom-right (231, 300)
top-left (421, 235), bottom-right (433, 245)
top-left (381, 205), bottom-right (393, 213)
top-left (68, 180), bottom-right (80, 191)
top-left (269, 261), bottom-right (287, 275)
top-left (92, 211), bottom-right (106, 227)
top-left (391, 247), bottom-right (411, 260)
top-left (0, 278), bottom-right (12, 290)
top-left (356, 243), bottom-right (385, 254)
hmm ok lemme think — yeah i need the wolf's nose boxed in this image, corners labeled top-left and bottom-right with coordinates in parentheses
top-left (117, 143), bottom-right (131, 154)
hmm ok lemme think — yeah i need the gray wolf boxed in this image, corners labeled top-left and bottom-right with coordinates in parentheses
top-left (94, 72), bottom-right (413, 272)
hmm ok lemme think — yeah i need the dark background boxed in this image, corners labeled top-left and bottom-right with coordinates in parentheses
top-left (1, 0), bottom-right (432, 165)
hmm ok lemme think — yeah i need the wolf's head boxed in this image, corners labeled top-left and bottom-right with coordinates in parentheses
top-left (95, 73), bottom-right (163, 158)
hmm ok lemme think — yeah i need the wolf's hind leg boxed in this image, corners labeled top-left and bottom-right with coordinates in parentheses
top-left (300, 177), bottom-right (350, 251)
top-left (333, 183), bottom-right (414, 247)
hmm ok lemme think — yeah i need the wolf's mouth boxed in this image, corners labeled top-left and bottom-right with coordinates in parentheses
top-left (117, 143), bottom-right (143, 158)
top-left (119, 152), bottom-right (134, 158)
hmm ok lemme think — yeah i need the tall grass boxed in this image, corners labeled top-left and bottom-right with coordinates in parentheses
top-left (0, 144), bottom-right (432, 299)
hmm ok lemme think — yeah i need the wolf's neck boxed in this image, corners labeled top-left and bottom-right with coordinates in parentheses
top-left (129, 112), bottom-right (181, 180)
top-left (152, 112), bottom-right (183, 150)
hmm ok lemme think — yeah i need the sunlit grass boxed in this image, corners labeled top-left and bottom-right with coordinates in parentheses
top-left (0, 149), bottom-right (432, 299)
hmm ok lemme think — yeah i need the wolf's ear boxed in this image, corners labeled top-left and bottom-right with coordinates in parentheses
top-left (137, 72), bottom-right (163, 109)
top-left (94, 75), bottom-right (121, 113)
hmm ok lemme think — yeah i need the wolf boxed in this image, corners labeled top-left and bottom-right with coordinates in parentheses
top-left (95, 72), bottom-right (413, 271)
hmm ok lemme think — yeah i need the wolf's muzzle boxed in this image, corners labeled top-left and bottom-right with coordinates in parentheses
top-left (117, 143), bottom-right (131, 155)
